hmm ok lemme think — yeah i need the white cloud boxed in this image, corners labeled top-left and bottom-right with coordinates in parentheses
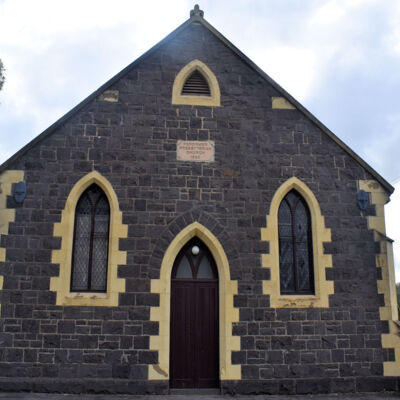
top-left (0, 0), bottom-right (191, 159)
top-left (310, 0), bottom-right (346, 25)
top-left (0, 0), bottom-right (188, 45)
top-left (362, 112), bottom-right (400, 179)
top-left (383, 0), bottom-right (400, 56)
top-left (251, 46), bottom-right (316, 101)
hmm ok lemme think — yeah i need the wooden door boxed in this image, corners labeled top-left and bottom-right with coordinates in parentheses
top-left (170, 238), bottom-right (219, 388)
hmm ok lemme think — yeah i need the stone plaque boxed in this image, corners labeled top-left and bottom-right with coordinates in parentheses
top-left (177, 140), bottom-right (215, 162)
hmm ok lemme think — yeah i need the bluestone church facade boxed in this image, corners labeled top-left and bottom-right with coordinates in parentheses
top-left (0, 5), bottom-right (399, 395)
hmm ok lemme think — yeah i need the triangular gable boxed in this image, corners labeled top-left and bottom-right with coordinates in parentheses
top-left (0, 9), bottom-right (393, 194)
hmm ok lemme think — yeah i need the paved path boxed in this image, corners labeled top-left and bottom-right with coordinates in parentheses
top-left (0, 393), bottom-right (399, 400)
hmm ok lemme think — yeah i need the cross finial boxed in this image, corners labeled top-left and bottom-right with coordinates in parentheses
top-left (190, 4), bottom-right (204, 18)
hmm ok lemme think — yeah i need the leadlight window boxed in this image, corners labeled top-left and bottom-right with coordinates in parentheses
top-left (172, 238), bottom-right (217, 280)
top-left (71, 184), bottom-right (110, 292)
top-left (181, 70), bottom-right (211, 96)
top-left (278, 190), bottom-right (314, 294)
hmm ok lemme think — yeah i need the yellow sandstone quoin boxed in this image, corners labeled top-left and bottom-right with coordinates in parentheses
top-left (358, 179), bottom-right (400, 376)
top-left (0, 170), bottom-right (24, 314)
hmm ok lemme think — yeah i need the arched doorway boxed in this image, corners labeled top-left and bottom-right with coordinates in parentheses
top-left (170, 237), bottom-right (219, 388)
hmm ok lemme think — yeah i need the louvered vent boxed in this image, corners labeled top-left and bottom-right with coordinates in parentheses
top-left (181, 70), bottom-right (211, 96)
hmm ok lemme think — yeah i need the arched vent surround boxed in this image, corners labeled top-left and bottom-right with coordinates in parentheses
top-left (172, 59), bottom-right (220, 106)
top-left (181, 70), bottom-right (211, 96)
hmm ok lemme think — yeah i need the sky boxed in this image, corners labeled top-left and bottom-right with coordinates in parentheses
top-left (0, 0), bottom-right (400, 281)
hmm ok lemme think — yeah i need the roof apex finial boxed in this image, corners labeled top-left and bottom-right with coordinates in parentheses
top-left (190, 4), bottom-right (204, 18)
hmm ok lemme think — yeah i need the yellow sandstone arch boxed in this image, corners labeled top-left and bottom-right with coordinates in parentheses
top-left (261, 177), bottom-right (334, 308)
top-left (149, 222), bottom-right (240, 381)
top-left (172, 59), bottom-right (221, 106)
top-left (50, 171), bottom-right (127, 307)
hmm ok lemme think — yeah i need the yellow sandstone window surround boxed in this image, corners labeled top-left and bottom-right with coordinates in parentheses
top-left (50, 171), bottom-right (127, 307)
top-left (172, 59), bottom-right (221, 106)
top-left (261, 177), bottom-right (334, 308)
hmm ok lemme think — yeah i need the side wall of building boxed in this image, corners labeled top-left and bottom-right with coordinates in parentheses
top-left (0, 22), bottom-right (398, 394)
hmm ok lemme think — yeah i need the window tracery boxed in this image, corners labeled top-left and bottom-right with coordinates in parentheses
top-left (278, 190), bottom-right (314, 294)
top-left (71, 184), bottom-right (110, 292)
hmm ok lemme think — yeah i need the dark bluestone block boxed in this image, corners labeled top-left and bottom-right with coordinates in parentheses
top-left (296, 378), bottom-right (331, 394)
top-left (102, 321), bottom-right (123, 335)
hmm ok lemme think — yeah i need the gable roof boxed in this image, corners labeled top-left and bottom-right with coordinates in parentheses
top-left (0, 7), bottom-right (394, 194)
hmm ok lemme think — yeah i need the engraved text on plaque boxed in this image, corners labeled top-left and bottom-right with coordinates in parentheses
top-left (177, 140), bottom-right (215, 162)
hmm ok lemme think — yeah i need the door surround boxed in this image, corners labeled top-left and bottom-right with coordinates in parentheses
top-left (148, 222), bottom-right (241, 381)
top-left (170, 237), bottom-right (219, 388)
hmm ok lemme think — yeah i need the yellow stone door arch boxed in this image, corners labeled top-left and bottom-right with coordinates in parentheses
top-left (148, 222), bottom-right (240, 382)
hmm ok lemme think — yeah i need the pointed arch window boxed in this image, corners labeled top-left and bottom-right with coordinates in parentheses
top-left (172, 237), bottom-right (218, 280)
top-left (71, 184), bottom-right (110, 292)
top-left (278, 190), bottom-right (314, 295)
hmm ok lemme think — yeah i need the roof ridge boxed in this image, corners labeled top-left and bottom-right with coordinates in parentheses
top-left (195, 15), bottom-right (393, 194)
top-left (0, 8), bottom-right (393, 194)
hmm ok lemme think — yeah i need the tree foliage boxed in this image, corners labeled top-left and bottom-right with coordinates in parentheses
top-left (0, 59), bottom-right (5, 92)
